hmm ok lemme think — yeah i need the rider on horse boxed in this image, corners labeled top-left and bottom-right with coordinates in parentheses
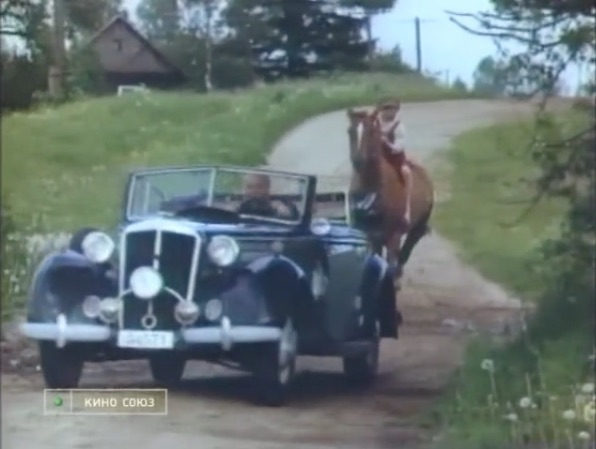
top-left (376, 97), bottom-right (412, 228)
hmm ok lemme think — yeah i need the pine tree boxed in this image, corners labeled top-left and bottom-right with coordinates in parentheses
top-left (225, 0), bottom-right (369, 79)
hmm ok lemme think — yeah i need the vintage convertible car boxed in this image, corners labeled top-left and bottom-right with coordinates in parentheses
top-left (20, 165), bottom-right (400, 406)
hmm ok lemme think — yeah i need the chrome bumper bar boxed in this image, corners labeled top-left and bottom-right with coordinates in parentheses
top-left (20, 315), bottom-right (281, 350)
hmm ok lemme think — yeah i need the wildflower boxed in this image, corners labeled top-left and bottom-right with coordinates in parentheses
top-left (563, 409), bottom-right (577, 421)
top-left (504, 413), bottom-right (519, 422)
top-left (584, 401), bottom-right (596, 422)
top-left (481, 359), bottom-right (495, 372)
top-left (581, 383), bottom-right (595, 395)
top-left (577, 431), bottom-right (591, 441)
top-left (519, 397), bottom-right (533, 409)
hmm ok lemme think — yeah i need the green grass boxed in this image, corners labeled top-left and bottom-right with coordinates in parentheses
top-left (2, 72), bottom-right (472, 233)
top-left (431, 113), bottom-right (595, 448)
top-left (432, 119), bottom-right (568, 300)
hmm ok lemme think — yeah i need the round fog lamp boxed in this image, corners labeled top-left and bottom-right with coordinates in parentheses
top-left (205, 299), bottom-right (223, 321)
top-left (98, 297), bottom-right (121, 323)
top-left (174, 301), bottom-right (200, 325)
top-left (82, 295), bottom-right (102, 319)
top-left (130, 266), bottom-right (163, 299)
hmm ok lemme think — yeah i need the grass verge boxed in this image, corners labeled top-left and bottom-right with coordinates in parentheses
top-left (432, 118), bottom-right (568, 300)
top-left (431, 113), bottom-right (595, 448)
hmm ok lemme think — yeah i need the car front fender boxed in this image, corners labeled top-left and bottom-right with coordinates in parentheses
top-left (27, 250), bottom-right (117, 323)
top-left (361, 254), bottom-right (398, 338)
top-left (245, 255), bottom-right (314, 328)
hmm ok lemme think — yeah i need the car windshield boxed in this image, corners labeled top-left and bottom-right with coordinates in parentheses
top-left (126, 166), bottom-right (309, 224)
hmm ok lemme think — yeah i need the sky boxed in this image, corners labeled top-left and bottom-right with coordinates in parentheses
top-left (123, 0), bottom-right (588, 92)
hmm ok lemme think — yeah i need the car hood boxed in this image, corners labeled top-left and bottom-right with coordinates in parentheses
top-left (120, 216), bottom-right (295, 238)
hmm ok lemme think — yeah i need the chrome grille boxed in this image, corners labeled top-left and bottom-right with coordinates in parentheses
top-left (119, 225), bottom-right (202, 330)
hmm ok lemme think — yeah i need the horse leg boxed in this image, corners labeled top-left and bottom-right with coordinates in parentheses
top-left (385, 231), bottom-right (403, 288)
top-left (398, 210), bottom-right (431, 268)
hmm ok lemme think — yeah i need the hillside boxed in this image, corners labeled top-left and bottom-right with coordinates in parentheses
top-left (2, 73), bottom-right (471, 232)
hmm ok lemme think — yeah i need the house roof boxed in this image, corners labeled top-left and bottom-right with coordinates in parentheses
top-left (88, 15), bottom-right (185, 77)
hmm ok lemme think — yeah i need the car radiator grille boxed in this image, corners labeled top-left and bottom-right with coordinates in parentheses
top-left (121, 230), bottom-right (199, 330)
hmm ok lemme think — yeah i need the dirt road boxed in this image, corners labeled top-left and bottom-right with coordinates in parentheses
top-left (2, 99), bottom-right (528, 449)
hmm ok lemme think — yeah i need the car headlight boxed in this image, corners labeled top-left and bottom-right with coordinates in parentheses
top-left (207, 236), bottom-right (239, 267)
top-left (130, 266), bottom-right (163, 299)
top-left (81, 231), bottom-right (115, 263)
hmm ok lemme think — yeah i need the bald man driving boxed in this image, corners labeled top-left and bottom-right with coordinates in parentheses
top-left (237, 173), bottom-right (294, 219)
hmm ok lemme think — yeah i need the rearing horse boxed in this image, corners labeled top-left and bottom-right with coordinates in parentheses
top-left (347, 107), bottom-right (434, 278)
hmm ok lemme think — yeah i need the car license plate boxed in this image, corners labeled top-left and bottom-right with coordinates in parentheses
top-left (117, 330), bottom-right (174, 349)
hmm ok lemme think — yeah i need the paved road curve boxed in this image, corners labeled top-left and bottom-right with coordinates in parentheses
top-left (2, 99), bottom-right (527, 449)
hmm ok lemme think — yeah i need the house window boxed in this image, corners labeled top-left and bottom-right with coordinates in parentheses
top-left (113, 38), bottom-right (123, 51)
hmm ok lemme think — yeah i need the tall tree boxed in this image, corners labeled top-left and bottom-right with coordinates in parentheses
top-left (225, 0), bottom-right (370, 79)
top-left (1, 0), bottom-right (47, 41)
top-left (64, 0), bottom-right (124, 39)
top-left (136, 0), bottom-right (180, 43)
top-left (472, 55), bottom-right (510, 95)
top-left (136, 0), bottom-right (237, 91)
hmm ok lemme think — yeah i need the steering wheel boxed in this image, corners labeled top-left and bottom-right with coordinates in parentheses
top-left (237, 198), bottom-right (277, 217)
top-left (275, 198), bottom-right (300, 220)
top-left (237, 198), bottom-right (300, 220)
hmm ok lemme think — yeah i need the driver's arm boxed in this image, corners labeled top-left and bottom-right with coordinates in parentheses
top-left (271, 200), bottom-right (292, 217)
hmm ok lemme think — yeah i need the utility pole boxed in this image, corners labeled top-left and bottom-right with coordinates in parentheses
top-left (414, 17), bottom-right (422, 74)
top-left (50, 0), bottom-right (67, 99)
top-left (365, 14), bottom-right (374, 69)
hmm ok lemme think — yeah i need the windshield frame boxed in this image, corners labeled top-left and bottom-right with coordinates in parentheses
top-left (123, 165), bottom-right (313, 226)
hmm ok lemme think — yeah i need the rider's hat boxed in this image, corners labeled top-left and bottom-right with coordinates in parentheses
top-left (378, 97), bottom-right (401, 110)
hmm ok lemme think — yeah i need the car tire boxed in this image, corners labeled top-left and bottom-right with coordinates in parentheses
top-left (149, 354), bottom-right (186, 387)
top-left (252, 319), bottom-right (297, 407)
top-left (343, 321), bottom-right (380, 385)
top-left (39, 341), bottom-right (84, 388)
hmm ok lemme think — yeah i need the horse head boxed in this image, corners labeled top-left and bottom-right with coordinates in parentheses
top-left (347, 108), bottom-right (385, 236)
top-left (347, 107), bottom-right (383, 190)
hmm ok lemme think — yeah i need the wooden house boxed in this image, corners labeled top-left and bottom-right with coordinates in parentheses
top-left (88, 16), bottom-right (186, 91)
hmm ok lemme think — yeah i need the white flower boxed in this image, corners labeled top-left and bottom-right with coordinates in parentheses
top-left (577, 431), bottom-right (591, 441)
top-left (563, 409), bottom-right (577, 421)
top-left (519, 397), bottom-right (533, 409)
top-left (504, 413), bottom-right (519, 422)
top-left (581, 383), bottom-right (595, 395)
top-left (584, 401), bottom-right (596, 422)
top-left (481, 359), bottom-right (495, 372)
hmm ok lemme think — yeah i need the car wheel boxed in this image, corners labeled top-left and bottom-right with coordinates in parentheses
top-left (252, 319), bottom-right (297, 407)
top-left (343, 321), bottom-right (380, 385)
top-left (149, 354), bottom-right (186, 387)
top-left (39, 341), bottom-right (84, 388)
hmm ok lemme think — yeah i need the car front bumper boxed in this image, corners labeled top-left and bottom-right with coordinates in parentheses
top-left (20, 314), bottom-right (282, 350)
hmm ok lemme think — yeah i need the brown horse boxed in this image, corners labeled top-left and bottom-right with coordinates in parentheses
top-left (347, 107), bottom-right (434, 278)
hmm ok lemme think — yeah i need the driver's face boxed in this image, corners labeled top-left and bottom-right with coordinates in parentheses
top-left (243, 174), bottom-right (270, 199)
